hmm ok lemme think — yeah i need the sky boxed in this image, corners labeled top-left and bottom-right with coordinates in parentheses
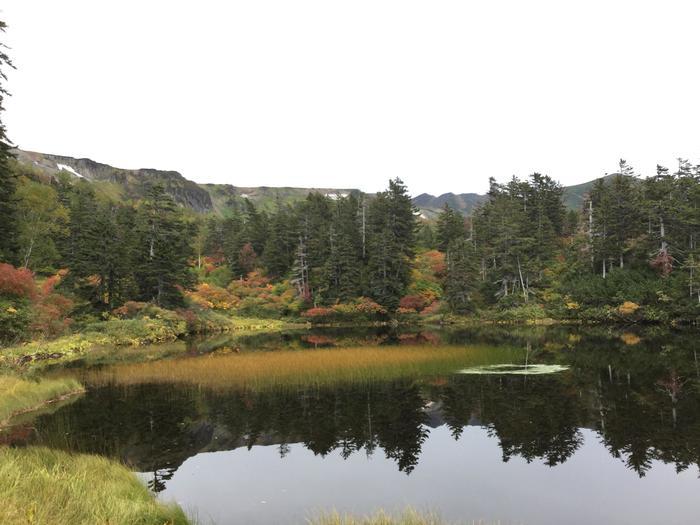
top-left (2, 1), bottom-right (700, 196)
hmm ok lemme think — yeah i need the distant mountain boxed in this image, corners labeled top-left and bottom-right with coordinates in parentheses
top-left (414, 176), bottom-right (622, 218)
top-left (15, 149), bottom-right (214, 212)
top-left (412, 192), bottom-right (487, 220)
top-left (14, 149), bottom-right (607, 218)
top-left (561, 173), bottom-right (621, 210)
top-left (14, 150), bottom-right (359, 215)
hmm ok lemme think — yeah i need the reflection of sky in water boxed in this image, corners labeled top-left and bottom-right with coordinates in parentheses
top-left (21, 326), bottom-right (700, 524)
top-left (157, 426), bottom-right (700, 525)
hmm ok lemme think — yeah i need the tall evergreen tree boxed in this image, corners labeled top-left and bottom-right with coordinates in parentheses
top-left (322, 194), bottom-right (363, 302)
top-left (0, 21), bottom-right (17, 263)
top-left (263, 202), bottom-right (297, 278)
top-left (366, 178), bottom-right (417, 310)
top-left (445, 238), bottom-right (477, 313)
top-left (133, 184), bottom-right (195, 307)
top-left (435, 203), bottom-right (465, 252)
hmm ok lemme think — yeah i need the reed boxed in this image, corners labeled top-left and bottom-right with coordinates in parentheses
top-left (84, 344), bottom-right (520, 391)
top-left (308, 508), bottom-right (445, 525)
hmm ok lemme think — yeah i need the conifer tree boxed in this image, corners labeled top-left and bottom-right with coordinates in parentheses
top-left (0, 21), bottom-right (17, 263)
top-left (445, 238), bottom-right (477, 313)
top-left (263, 202), bottom-right (297, 278)
top-left (242, 199), bottom-right (269, 258)
top-left (436, 203), bottom-right (465, 252)
top-left (366, 178), bottom-right (417, 310)
top-left (322, 194), bottom-right (363, 302)
top-left (133, 184), bottom-right (194, 307)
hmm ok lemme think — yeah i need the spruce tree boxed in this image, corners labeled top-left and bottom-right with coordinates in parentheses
top-left (263, 202), bottom-right (297, 278)
top-left (436, 203), bottom-right (465, 252)
top-left (366, 178), bottom-right (417, 310)
top-left (134, 184), bottom-right (194, 307)
top-left (322, 194), bottom-right (363, 302)
top-left (445, 238), bottom-right (477, 313)
top-left (0, 21), bottom-right (17, 263)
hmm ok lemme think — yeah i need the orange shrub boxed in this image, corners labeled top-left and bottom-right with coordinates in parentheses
top-left (187, 283), bottom-right (238, 310)
top-left (30, 269), bottom-right (73, 338)
top-left (351, 297), bottom-right (386, 316)
top-left (0, 263), bottom-right (36, 299)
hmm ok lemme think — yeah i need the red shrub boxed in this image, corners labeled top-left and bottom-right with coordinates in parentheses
top-left (399, 295), bottom-right (428, 312)
top-left (176, 308), bottom-right (200, 332)
top-left (112, 301), bottom-right (149, 319)
top-left (302, 335), bottom-right (337, 346)
top-left (650, 250), bottom-right (673, 276)
top-left (301, 307), bottom-right (335, 318)
top-left (31, 292), bottom-right (73, 337)
top-left (420, 301), bottom-right (443, 316)
top-left (0, 263), bottom-right (36, 299)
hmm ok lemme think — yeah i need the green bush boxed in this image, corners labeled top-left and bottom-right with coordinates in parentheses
top-left (0, 299), bottom-right (31, 345)
top-left (205, 265), bottom-right (233, 288)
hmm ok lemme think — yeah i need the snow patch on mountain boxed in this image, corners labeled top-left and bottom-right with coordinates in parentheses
top-left (56, 163), bottom-right (85, 179)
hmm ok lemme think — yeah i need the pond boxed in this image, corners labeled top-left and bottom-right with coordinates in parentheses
top-left (5, 325), bottom-right (700, 524)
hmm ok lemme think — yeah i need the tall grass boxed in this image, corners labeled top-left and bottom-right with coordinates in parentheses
top-left (0, 447), bottom-right (189, 525)
top-left (308, 508), bottom-right (445, 525)
top-left (0, 375), bottom-right (83, 424)
top-left (85, 344), bottom-right (520, 391)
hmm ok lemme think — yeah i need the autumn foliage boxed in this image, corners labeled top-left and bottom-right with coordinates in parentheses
top-left (0, 263), bottom-right (36, 299)
top-left (0, 264), bottom-right (73, 341)
top-left (301, 298), bottom-right (387, 323)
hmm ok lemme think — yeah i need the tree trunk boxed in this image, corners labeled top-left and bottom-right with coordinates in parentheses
top-left (517, 257), bottom-right (528, 302)
top-left (23, 237), bottom-right (35, 269)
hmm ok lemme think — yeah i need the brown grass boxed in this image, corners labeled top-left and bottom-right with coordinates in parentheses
top-left (84, 344), bottom-right (519, 391)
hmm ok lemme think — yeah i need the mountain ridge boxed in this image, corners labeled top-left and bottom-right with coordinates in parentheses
top-left (14, 149), bottom-right (603, 217)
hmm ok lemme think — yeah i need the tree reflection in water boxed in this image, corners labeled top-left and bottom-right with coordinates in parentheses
top-left (12, 326), bottom-right (700, 490)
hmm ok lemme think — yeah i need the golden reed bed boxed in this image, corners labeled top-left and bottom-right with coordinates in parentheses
top-left (83, 344), bottom-right (521, 391)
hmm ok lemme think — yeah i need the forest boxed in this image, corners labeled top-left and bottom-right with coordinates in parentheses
top-left (1, 15), bottom-right (700, 347)
top-left (3, 151), bottom-right (700, 346)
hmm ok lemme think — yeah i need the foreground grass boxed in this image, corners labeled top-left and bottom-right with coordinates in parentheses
top-left (0, 375), bottom-right (83, 425)
top-left (85, 344), bottom-right (521, 391)
top-left (308, 509), bottom-right (445, 525)
top-left (0, 316), bottom-right (297, 371)
top-left (0, 447), bottom-right (189, 525)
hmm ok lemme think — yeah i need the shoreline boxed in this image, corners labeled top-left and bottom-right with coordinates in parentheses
top-left (0, 388), bottom-right (85, 428)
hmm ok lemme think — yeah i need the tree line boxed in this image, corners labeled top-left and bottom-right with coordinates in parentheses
top-left (434, 159), bottom-right (700, 319)
top-left (4, 18), bottom-right (700, 321)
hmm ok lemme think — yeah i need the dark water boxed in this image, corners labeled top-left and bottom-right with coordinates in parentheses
top-left (7, 326), bottom-right (700, 524)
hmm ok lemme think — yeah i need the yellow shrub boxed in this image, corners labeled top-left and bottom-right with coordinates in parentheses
top-left (618, 301), bottom-right (640, 315)
top-left (620, 333), bottom-right (641, 345)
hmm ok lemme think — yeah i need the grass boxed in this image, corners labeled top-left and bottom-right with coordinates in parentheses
top-left (0, 316), bottom-right (300, 371)
top-left (308, 508), bottom-right (445, 525)
top-left (0, 447), bottom-right (189, 525)
top-left (0, 375), bottom-right (84, 425)
top-left (84, 344), bottom-right (521, 391)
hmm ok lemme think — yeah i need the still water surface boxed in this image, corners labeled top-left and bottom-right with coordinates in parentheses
top-left (6, 326), bottom-right (700, 524)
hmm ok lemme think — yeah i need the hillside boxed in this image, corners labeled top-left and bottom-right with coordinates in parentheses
top-left (14, 149), bottom-right (605, 217)
top-left (14, 150), bottom-right (360, 216)
top-left (561, 173), bottom-right (620, 210)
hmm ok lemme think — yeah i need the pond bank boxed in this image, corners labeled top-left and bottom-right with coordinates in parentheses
top-left (0, 316), bottom-right (301, 371)
top-left (0, 447), bottom-right (189, 525)
top-left (0, 375), bottom-right (84, 426)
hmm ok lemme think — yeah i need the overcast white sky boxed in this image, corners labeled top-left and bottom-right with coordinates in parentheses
top-left (2, 1), bottom-right (700, 196)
